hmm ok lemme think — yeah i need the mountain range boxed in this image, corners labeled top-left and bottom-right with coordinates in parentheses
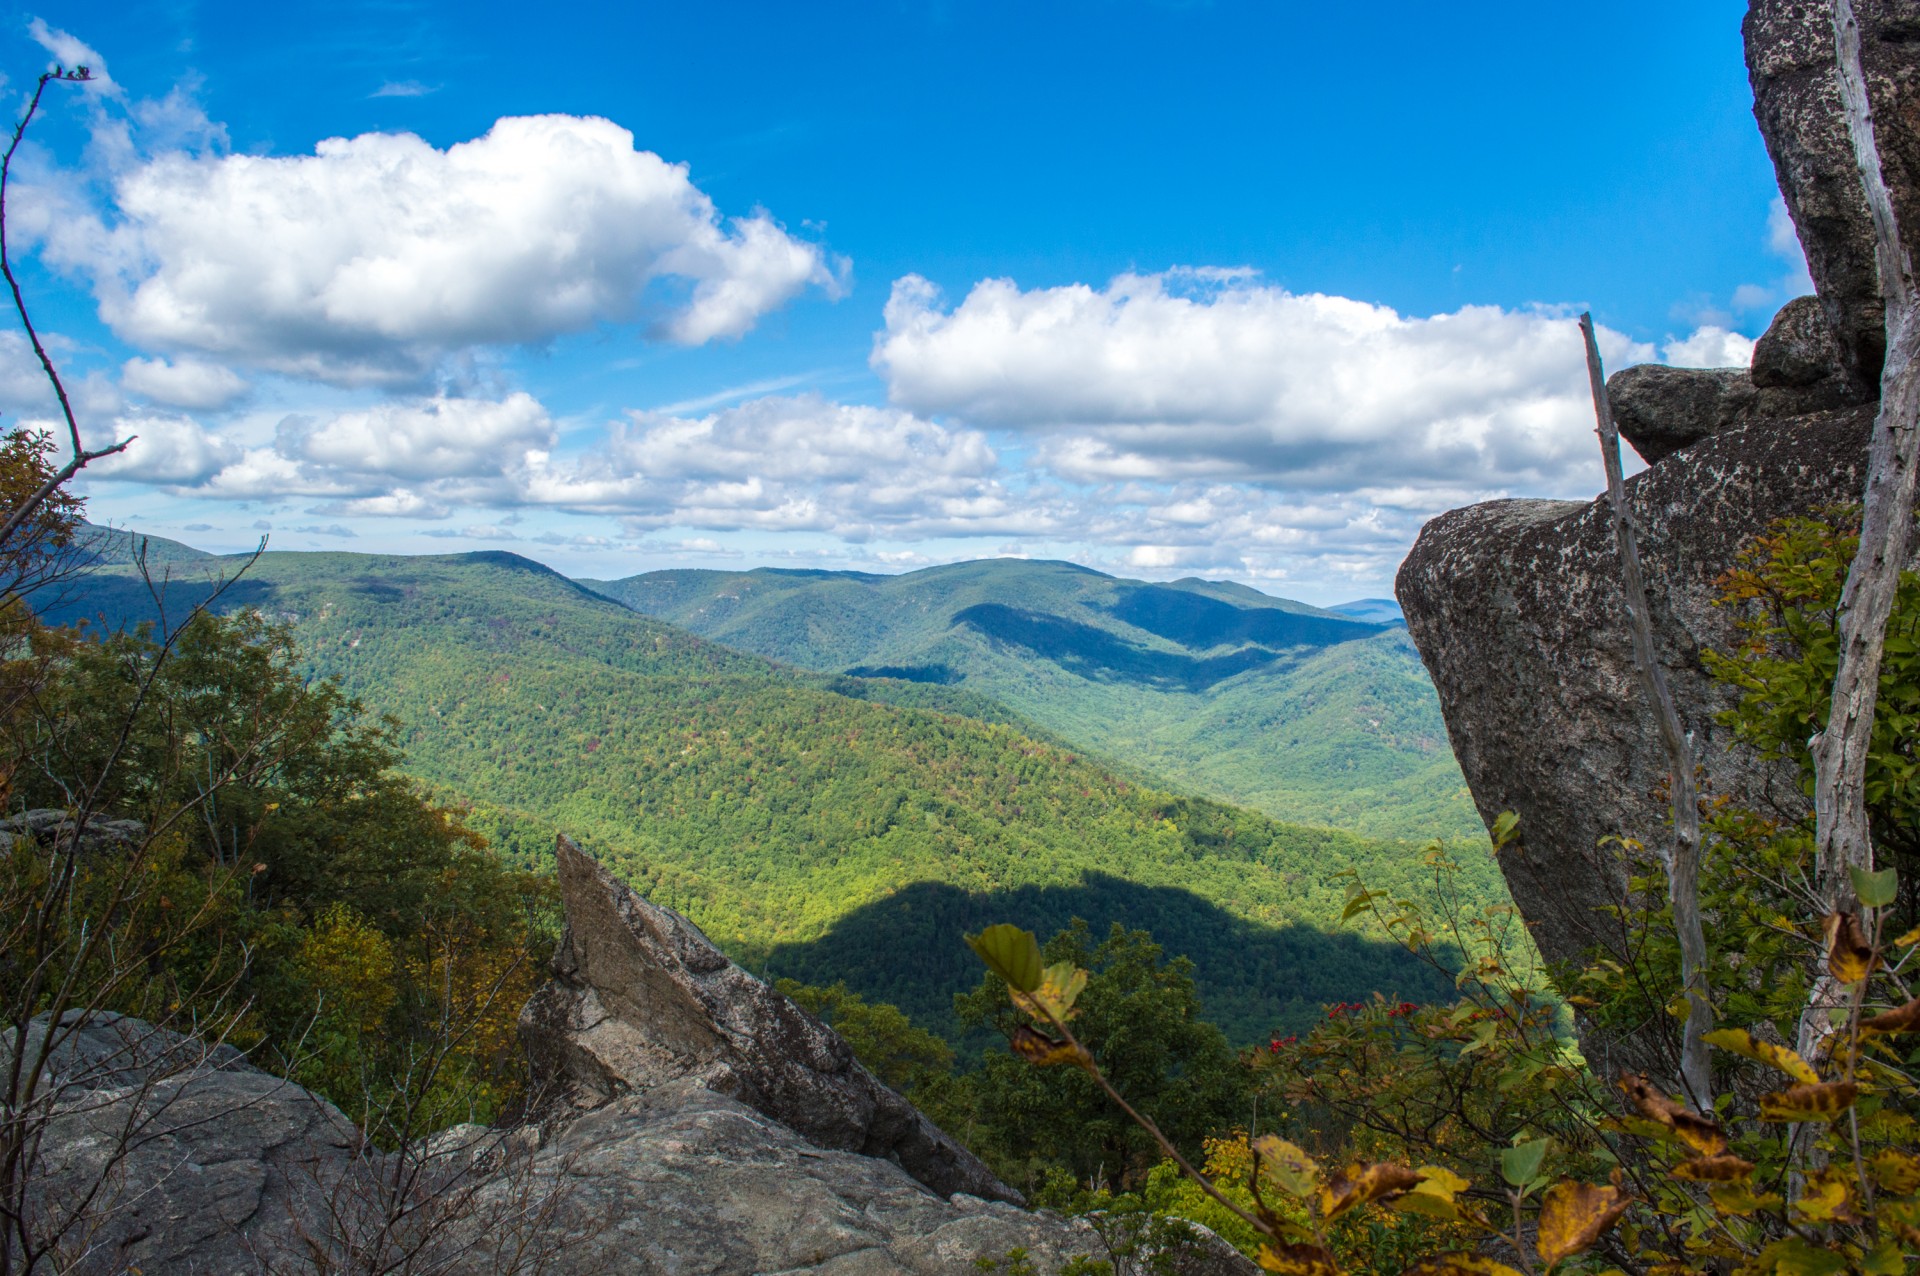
top-left (583, 560), bottom-right (1476, 841)
top-left (46, 527), bottom-right (1495, 1044)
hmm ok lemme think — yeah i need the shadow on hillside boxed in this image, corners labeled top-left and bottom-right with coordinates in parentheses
top-left (30, 568), bottom-right (280, 633)
top-left (954, 604), bottom-right (1291, 690)
top-left (754, 871), bottom-right (1456, 1052)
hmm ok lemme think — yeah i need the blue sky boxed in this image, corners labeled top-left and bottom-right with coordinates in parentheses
top-left (5, 1), bottom-right (1800, 602)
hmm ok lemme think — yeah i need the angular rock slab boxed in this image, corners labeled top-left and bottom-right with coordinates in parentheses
top-left (1395, 406), bottom-right (1875, 1067)
top-left (520, 834), bottom-right (1016, 1204)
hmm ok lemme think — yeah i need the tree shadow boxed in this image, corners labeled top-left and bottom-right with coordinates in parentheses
top-left (752, 871), bottom-right (1456, 1053)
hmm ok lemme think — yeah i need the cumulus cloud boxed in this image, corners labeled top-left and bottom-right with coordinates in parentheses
top-left (524, 394), bottom-right (1043, 537)
top-left (87, 411), bottom-right (241, 484)
top-left (121, 356), bottom-right (247, 409)
top-left (1662, 326), bottom-right (1756, 369)
top-left (874, 270), bottom-right (1653, 496)
top-left (280, 392), bottom-right (554, 481)
top-left (49, 115), bottom-right (842, 385)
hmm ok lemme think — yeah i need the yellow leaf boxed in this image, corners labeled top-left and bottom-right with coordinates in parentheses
top-left (1008, 1024), bottom-right (1091, 1070)
top-left (1394, 1166), bottom-right (1474, 1224)
top-left (1535, 1180), bottom-right (1633, 1267)
top-left (1321, 1162), bottom-right (1422, 1222)
top-left (1791, 1168), bottom-right (1861, 1225)
top-left (1706, 1182), bottom-right (1779, 1217)
top-left (1011, 960), bottom-right (1089, 1025)
top-left (1400, 1257), bottom-right (1526, 1276)
top-left (1759, 1081), bottom-right (1859, 1123)
top-left (1824, 910), bottom-right (1878, 984)
top-left (1258, 1243), bottom-right (1340, 1276)
top-left (1870, 1148), bottom-right (1920, 1194)
top-left (1894, 925), bottom-right (1920, 947)
top-left (1701, 1027), bottom-right (1818, 1083)
top-left (1670, 1155), bottom-right (1756, 1182)
top-left (1252, 1136), bottom-right (1323, 1199)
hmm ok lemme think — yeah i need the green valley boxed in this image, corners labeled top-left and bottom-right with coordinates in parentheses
top-left (584, 559), bottom-right (1480, 841)
top-left (43, 532), bottom-right (1489, 1043)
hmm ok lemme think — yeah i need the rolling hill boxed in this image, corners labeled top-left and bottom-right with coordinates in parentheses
top-left (583, 560), bottom-right (1480, 841)
top-left (39, 534), bottom-right (1485, 1044)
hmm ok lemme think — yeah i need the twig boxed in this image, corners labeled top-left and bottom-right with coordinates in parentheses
top-left (0, 68), bottom-right (132, 555)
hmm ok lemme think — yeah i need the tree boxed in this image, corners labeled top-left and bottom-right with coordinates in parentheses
top-left (955, 920), bottom-right (1248, 1194)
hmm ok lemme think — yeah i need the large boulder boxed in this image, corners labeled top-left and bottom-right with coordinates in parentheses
top-left (519, 834), bottom-right (1016, 1204)
top-left (476, 1077), bottom-right (1254, 1276)
top-left (11, 1013), bottom-right (366, 1273)
top-left (18, 1021), bottom-right (1253, 1274)
top-left (1395, 404), bottom-right (1874, 1070)
top-left (1608, 298), bottom-right (1868, 467)
top-left (1746, 0), bottom-right (1920, 394)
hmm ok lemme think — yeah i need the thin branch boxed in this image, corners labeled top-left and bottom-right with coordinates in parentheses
top-left (0, 68), bottom-right (133, 556)
top-left (1578, 313), bottom-right (1713, 1113)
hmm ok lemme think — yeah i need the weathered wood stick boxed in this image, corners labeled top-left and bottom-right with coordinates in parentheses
top-left (1578, 312), bottom-right (1712, 1112)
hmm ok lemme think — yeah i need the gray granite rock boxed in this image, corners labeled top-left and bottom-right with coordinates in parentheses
top-left (0, 809), bottom-right (147, 856)
top-left (1608, 364), bottom-right (1757, 465)
top-left (519, 834), bottom-right (1017, 1204)
top-left (1395, 405), bottom-right (1876, 1073)
top-left (14, 1014), bottom-right (365, 1274)
top-left (15, 1018), bottom-right (1256, 1274)
top-left (1751, 293), bottom-right (1853, 394)
top-left (478, 1078), bottom-right (1254, 1276)
top-left (1745, 0), bottom-right (1920, 395)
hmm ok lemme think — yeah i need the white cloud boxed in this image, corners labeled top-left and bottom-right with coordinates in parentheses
top-left (281, 392), bottom-right (554, 481)
top-left (525, 394), bottom-right (1038, 537)
top-left (874, 270), bottom-right (1653, 495)
top-left (27, 19), bottom-right (111, 87)
top-left (1662, 326), bottom-right (1756, 369)
top-left (121, 356), bottom-right (247, 409)
top-left (87, 411), bottom-right (241, 484)
top-left (371, 80), bottom-right (437, 98)
top-left (51, 115), bottom-right (841, 385)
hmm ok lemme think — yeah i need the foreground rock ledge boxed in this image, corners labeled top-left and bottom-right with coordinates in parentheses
top-left (520, 833), bottom-right (1014, 1204)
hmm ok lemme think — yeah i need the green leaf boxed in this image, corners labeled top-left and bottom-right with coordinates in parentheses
top-left (966, 923), bottom-right (1043, 992)
top-left (1341, 890), bottom-right (1381, 922)
top-left (1498, 1138), bottom-right (1550, 1190)
top-left (1851, 864), bottom-right (1899, 909)
top-left (1491, 810), bottom-right (1520, 849)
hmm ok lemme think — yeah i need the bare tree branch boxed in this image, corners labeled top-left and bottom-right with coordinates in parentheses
top-left (0, 68), bottom-right (132, 557)
top-left (1577, 313), bottom-right (1712, 1112)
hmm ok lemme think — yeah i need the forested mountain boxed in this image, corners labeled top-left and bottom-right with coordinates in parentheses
top-left (583, 559), bottom-right (1478, 840)
top-left (40, 537), bottom-right (1485, 1042)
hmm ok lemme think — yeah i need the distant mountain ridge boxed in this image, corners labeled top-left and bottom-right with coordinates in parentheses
top-left (584, 558), bottom-right (1478, 841)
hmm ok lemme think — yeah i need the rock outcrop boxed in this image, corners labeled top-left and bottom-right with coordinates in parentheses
top-left (1745, 0), bottom-right (1920, 394)
top-left (520, 834), bottom-right (1015, 1204)
top-left (12, 1013), bottom-right (366, 1273)
top-left (1610, 297), bottom-right (1868, 466)
top-left (1397, 406), bottom-right (1873, 1027)
top-left (1397, 0), bottom-right (1920, 1071)
top-left (15, 854), bottom-right (1261, 1274)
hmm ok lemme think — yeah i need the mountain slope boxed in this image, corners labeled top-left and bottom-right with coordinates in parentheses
top-left (584, 559), bottom-right (1479, 840)
top-left (40, 547), bottom-right (1466, 1042)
